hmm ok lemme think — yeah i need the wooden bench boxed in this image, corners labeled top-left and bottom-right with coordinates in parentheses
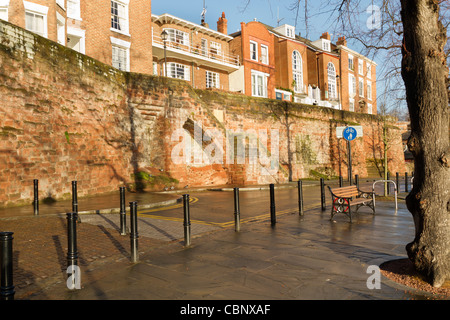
top-left (328, 185), bottom-right (375, 222)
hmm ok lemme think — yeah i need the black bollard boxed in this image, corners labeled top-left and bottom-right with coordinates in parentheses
top-left (355, 174), bottom-right (359, 189)
top-left (320, 178), bottom-right (326, 211)
top-left (183, 195), bottom-right (191, 246)
top-left (298, 180), bottom-right (304, 216)
top-left (339, 176), bottom-right (343, 187)
top-left (66, 212), bottom-right (78, 268)
top-left (234, 188), bottom-right (241, 232)
top-left (33, 179), bottom-right (39, 215)
top-left (129, 201), bottom-right (139, 262)
top-left (387, 172), bottom-right (390, 195)
top-left (72, 181), bottom-right (78, 214)
top-left (0, 232), bottom-right (15, 300)
top-left (396, 172), bottom-right (399, 193)
top-left (119, 187), bottom-right (127, 236)
top-left (405, 172), bottom-right (408, 193)
top-left (269, 184), bottom-right (276, 226)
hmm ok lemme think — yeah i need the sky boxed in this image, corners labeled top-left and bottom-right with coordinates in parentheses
top-left (151, 1), bottom-right (408, 117)
top-left (152, 0), bottom-right (340, 42)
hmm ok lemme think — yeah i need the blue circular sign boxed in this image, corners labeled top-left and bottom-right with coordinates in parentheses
top-left (343, 127), bottom-right (357, 141)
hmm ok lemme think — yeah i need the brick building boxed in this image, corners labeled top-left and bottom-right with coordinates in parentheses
top-left (0, 1), bottom-right (376, 114)
top-left (228, 20), bottom-right (276, 99)
top-left (229, 20), bottom-right (377, 114)
top-left (336, 36), bottom-right (377, 114)
top-left (1, 0), bottom-right (152, 74)
top-left (151, 12), bottom-right (239, 91)
top-left (271, 24), bottom-right (310, 102)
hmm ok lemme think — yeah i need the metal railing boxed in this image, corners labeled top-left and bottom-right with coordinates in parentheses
top-left (372, 180), bottom-right (398, 212)
top-left (152, 33), bottom-right (240, 67)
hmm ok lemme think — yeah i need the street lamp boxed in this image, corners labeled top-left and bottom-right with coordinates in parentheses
top-left (161, 30), bottom-right (168, 77)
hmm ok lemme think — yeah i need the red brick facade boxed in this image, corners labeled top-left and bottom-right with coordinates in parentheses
top-left (3, 0), bottom-right (152, 74)
top-left (1, 2), bottom-right (377, 114)
top-left (229, 22), bottom-right (377, 114)
top-left (151, 12), bottom-right (239, 91)
top-left (337, 36), bottom-right (377, 114)
top-left (229, 21), bottom-right (276, 99)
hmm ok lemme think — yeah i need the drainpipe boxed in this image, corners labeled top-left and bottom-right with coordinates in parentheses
top-left (192, 61), bottom-right (195, 88)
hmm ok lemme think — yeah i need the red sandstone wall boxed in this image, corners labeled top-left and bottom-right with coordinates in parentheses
top-left (0, 20), bottom-right (406, 208)
top-left (0, 21), bottom-right (135, 207)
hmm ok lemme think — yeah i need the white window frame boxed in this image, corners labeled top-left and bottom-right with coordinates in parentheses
top-left (286, 26), bottom-right (295, 38)
top-left (251, 70), bottom-right (268, 98)
top-left (367, 103), bottom-right (373, 115)
top-left (0, 0), bottom-right (10, 21)
top-left (67, 26), bottom-right (85, 53)
top-left (327, 62), bottom-right (337, 99)
top-left (67, 0), bottom-right (81, 20)
top-left (275, 89), bottom-right (291, 101)
top-left (348, 54), bottom-right (354, 71)
top-left (210, 41), bottom-right (222, 56)
top-left (367, 63), bottom-right (372, 79)
top-left (111, 37), bottom-right (131, 72)
top-left (23, 1), bottom-right (48, 38)
top-left (359, 77), bottom-right (364, 97)
top-left (349, 98), bottom-right (355, 112)
top-left (260, 44), bottom-right (268, 64)
top-left (56, 12), bottom-right (65, 45)
top-left (201, 38), bottom-right (208, 56)
top-left (0, 8), bottom-right (7, 21)
top-left (349, 74), bottom-right (356, 98)
top-left (206, 71), bottom-right (220, 89)
top-left (292, 50), bottom-right (303, 93)
top-left (250, 41), bottom-right (258, 61)
top-left (56, 0), bottom-right (65, 10)
top-left (166, 62), bottom-right (190, 81)
top-left (111, 0), bottom-right (129, 36)
top-left (358, 60), bottom-right (364, 75)
top-left (322, 39), bottom-right (331, 52)
top-left (367, 81), bottom-right (372, 100)
top-left (164, 28), bottom-right (189, 47)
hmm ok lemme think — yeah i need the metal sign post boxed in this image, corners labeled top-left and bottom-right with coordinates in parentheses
top-left (343, 127), bottom-right (357, 184)
top-left (336, 126), bottom-right (363, 184)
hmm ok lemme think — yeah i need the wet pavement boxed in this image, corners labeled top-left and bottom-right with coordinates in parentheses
top-left (1, 179), bottom-right (447, 309)
top-left (0, 189), bottom-right (181, 217)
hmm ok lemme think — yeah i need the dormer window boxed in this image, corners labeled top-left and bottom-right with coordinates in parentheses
top-left (274, 24), bottom-right (295, 39)
top-left (286, 26), bottom-right (295, 38)
top-left (322, 40), bottom-right (330, 52)
top-left (312, 38), bottom-right (331, 52)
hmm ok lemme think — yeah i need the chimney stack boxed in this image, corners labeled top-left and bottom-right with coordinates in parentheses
top-left (320, 32), bottom-right (330, 40)
top-left (217, 12), bottom-right (228, 34)
top-left (337, 36), bottom-right (347, 46)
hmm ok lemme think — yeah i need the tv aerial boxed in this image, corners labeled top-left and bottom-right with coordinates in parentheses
top-left (277, 7), bottom-right (284, 26)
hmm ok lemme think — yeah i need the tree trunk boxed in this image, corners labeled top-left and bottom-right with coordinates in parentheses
top-left (400, 0), bottom-right (450, 287)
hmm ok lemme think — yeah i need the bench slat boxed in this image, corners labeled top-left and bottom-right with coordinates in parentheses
top-left (333, 191), bottom-right (358, 197)
top-left (331, 185), bottom-right (361, 198)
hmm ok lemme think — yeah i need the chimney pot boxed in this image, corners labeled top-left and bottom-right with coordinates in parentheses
top-left (217, 12), bottom-right (228, 34)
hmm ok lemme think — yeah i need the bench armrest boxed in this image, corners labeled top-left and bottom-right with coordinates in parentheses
top-left (357, 188), bottom-right (375, 199)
